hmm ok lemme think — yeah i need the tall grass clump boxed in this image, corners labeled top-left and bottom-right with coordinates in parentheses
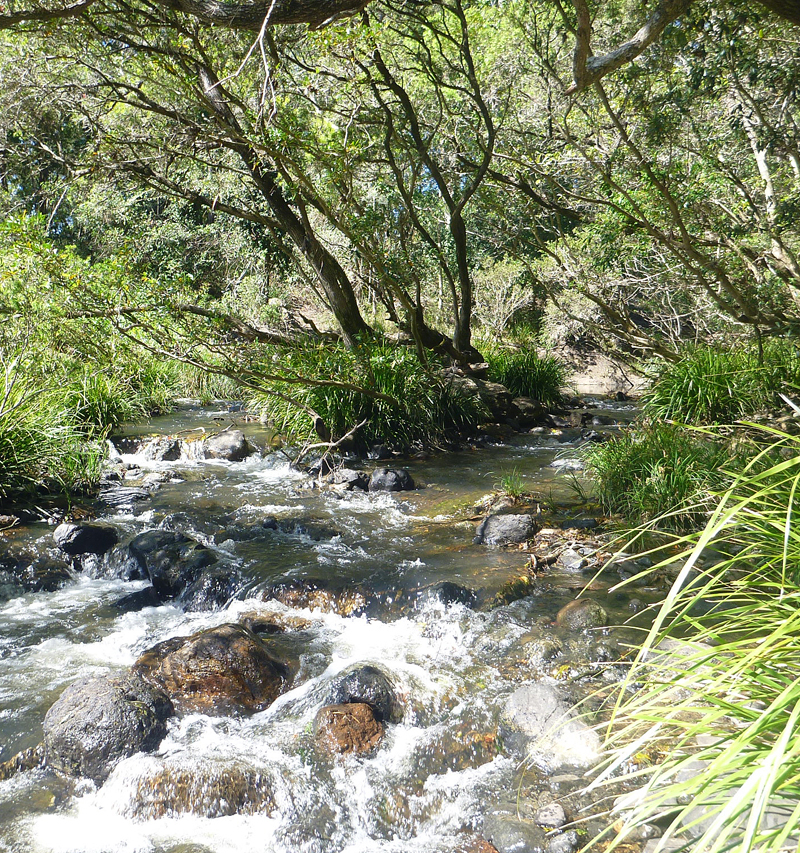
top-left (583, 423), bottom-right (734, 529)
top-left (0, 361), bottom-right (104, 503)
top-left (249, 343), bottom-right (487, 449)
top-left (644, 341), bottom-right (800, 425)
top-left (485, 347), bottom-right (566, 405)
top-left (594, 425), bottom-right (800, 853)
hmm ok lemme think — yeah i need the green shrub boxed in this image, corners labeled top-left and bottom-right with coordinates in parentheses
top-left (249, 343), bottom-right (487, 449)
top-left (583, 423), bottom-right (734, 529)
top-left (485, 347), bottom-right (566, 405)
top-left (596, 426), bottom-right (800, 853)
top-left (644, 341), bottom-right (800, 425)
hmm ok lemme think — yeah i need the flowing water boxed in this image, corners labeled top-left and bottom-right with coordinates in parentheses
top-left (0, 400), bottom-right (652, 853)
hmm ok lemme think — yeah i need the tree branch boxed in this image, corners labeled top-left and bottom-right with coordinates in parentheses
top-left (567, 0), bottom-right (693, 93)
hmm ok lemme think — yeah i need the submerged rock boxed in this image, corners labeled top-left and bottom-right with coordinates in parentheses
top-left (43, 673), bottom-right (173, 783)
top-left (0, 744), bottom-right (45, 781)
top-left (556, 599), bottom-right (608, 631)
top-left (474, 513), bottom-right (538, 546)
top-left (128, 529), bottom-right (218, 599)
top-left (113, 755), bottom-right (274, 819)
top-left (53, 523), bottom-right (118, 556)
top-left (482, 813), bottom-right (548, 853)
top-left (314, 703), bottom-right (384, 756)
top-left (369, 468), bottom-right (415, 492)
top-left (204, 429), bottom-right (255, 462)
top-left (132, 623), bottom-right (288, 716)
top-left (329, 664), bottom-right (403, 723)
top-left (264, 578), bottom-right (368, 616)
top-left (417, 581), bottom-right (478, 609)
top-left (499, 683), bottom-right (601, 771)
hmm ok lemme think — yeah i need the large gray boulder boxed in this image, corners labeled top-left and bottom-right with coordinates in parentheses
top-left (43, 673), bottom-right (173, 783)
top-left (128, 530), bottom-right (218, 599)
top-left (499, 682), bottom-right (601, 771)
top-left (204, 430), bottom-right (255, 462)
top-left (474, 513), bottom-right (538, 546)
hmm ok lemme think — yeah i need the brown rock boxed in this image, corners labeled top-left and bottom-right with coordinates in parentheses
top-left (314, 703), bottom-right (384, 756)
top-left (265, 579), bottom-right (367, 616)
top-left (116, 755), bottom-right (274, 819)
top-left (555, 598), bottom-right (608, 631)
top-left (0, 744), bottom-right (44, 781)
top-left (133, 623), bottom-right (288, 715)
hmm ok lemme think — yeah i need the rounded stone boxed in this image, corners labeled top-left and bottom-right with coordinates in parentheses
top-left (43, 673), bottom-right (173, 782)
top-left (368, 468), bottom-right (415, 492)
top-left (132, 623), bottom-right (288, 715)
top-left (329, 664), bottom-right (402, 723)
top-left (314, 703), bottom-right (384, 756)
top-left (53, 523), bottom-right (118, 556)
top-left (555, 599), bottom-right (608, 631)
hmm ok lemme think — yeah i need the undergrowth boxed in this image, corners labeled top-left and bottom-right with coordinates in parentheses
top-left (249, 343), bottom-right (487, 449)
top-left (583, 423), bottom-right (736, 530)
top-left (485, 347), bottom-right (566, 405)
top-left (644, 341), bottom-right (800, 425)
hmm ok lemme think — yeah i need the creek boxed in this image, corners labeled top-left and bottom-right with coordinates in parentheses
top-left (0, 398), bottom-right (656, 853)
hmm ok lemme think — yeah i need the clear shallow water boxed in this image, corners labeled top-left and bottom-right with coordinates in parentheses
top-left (0, 405), bottom-right (645, 853)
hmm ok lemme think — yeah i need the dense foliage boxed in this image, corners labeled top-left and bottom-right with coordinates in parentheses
top-left (583, 423), bottom-right (735, 530)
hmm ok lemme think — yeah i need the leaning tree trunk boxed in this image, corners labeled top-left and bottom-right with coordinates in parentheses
top-left (198, 65), bottom-right (372, 345)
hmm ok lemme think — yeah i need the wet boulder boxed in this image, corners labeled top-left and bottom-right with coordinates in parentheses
top-left (330, 468), bottom-right (370, 491)
top-left (314, 703), bottom-right (384, 756)
top-left (368, 468), bottom-right (415, 492)
top-left (555, 599), bottom-right (608, 631)
top-left (54, 523), bottom-right (119, 556)
top-left (474, 513), bottom-right (538, 546)
top-left (140, 437), bottom-right (184, 462)
top-left (499, 682), bottom-right (601, 771)
top-left (111, 755), bottom-right (274, 819)
top-left (21, 556), bottom-right (74, 592)
top-left (128, 529), bottom-right (217, 599)
top-left (264, 578), bottom-right (368, 616)
top-left (329, 664), bottom-right (403, 723)
top-left (43, 673), bottom-right (173, 783)
top-left (132, 623), bottom-right (288, 716)
top-left (180, 567), bottom-right (241, 611)
top-left (204, 430), bottom-right (255, 462)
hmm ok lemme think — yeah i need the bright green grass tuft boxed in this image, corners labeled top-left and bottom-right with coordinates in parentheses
top-left (644, 341), bottom-right (800, 425)
top-left (583, 423), bottom-right (735, 529)
top-left (485, 348), bottom-right (566, 406)
top-left (249, 343), bottom-right (487, 449)
top-left (594, 425), bottom-right (800, 853)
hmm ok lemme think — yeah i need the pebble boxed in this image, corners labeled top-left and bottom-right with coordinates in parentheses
top-left (535, 801), bottom-right (567, 828)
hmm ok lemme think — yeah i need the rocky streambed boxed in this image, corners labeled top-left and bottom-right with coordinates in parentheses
top-left (0, 397), bottom-right (673, 853)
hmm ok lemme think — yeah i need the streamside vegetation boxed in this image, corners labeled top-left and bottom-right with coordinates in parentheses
top-left (0, 0), bottom-right (798, 846)
top-left (593, 427), bottom-right (800, 853)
